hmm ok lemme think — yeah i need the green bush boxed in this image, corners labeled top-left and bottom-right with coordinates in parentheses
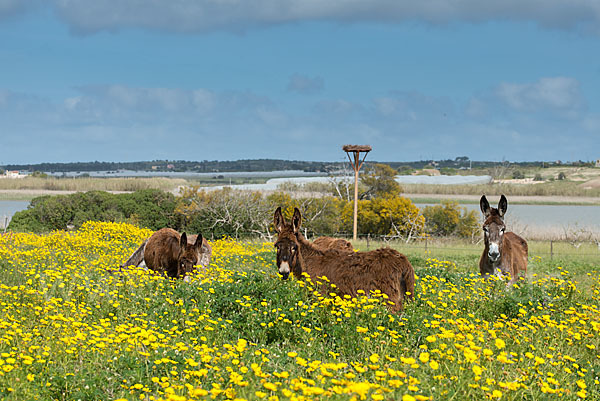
top-left (422, 200), bottom-right (479, 238)
top-left (558, 172), bottom-right (566, 180)
top-left (360, 163), bottom-right (402, 199)
top-left (9, 189), bottom-right (178, 232)
top-left (512, 170), bottom-right (525, 179)
top-left (533, 173), bottom-right (543, 181)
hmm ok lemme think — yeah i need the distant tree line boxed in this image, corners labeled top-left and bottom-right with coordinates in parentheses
top-left (4, 157), bottom-right (593, 175)
top-left (3, 159), bottom-right (337, 173)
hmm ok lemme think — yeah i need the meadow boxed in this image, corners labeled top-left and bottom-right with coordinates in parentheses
top-left (0, 222), bottom-right (599, 400)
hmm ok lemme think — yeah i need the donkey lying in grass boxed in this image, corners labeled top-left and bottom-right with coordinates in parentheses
top-left (273, 207), bottom-right (415, 312)
top-left (479, 195), bottom-right (528, 286)
top-left (121, 228), bottom-right (211, 281)
top-left (312, 236), bottom-right (353, 251)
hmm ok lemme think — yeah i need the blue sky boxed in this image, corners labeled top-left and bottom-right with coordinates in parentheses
top-left (0, 1), bottom-right (599, 164)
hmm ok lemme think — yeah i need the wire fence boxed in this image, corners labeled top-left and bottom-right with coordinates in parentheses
top-left (196, 229), bottom-right (600, 260)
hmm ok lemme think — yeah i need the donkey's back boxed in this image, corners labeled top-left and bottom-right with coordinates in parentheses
top-left (144, 228), bottom-right (182, 276)
top-left (316, 247), bottom-right (415, 311)
top-left (313, 236), bottom-right (353, 251)
top-left (504, 231), bottom-right (528, 276)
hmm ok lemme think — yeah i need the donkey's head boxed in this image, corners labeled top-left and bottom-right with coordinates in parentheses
top-left (273, 207), bottom-right (302, 280)
top-left (480, 195), bottom-right (508, 263)
top-left (178, 232), bottom-right (203, 282)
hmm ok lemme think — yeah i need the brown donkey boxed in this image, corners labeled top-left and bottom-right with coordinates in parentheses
top-left (123, 228), bottom-right (208, 281)
top-left (479, 195), bottom-right (528, 286)
top-left (273, 207), bottom-right (415, 312)
top-left (312, 236), bottom-right (353, 251)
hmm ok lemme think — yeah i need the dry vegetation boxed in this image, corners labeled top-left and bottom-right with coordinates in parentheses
top-left (0, 176), bottom-right (186, 192)
top-left (401, 181), bottom-right (600, 198)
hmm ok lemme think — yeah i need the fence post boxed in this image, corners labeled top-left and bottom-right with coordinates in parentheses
top-left (550, 240), bottom-right (553, 260)
top-left (3, 216), bottom-right (7, 233)
top-left (425, 237), bottom-right (428, 253)
top-left (366, 233), bottom-right (370, 250)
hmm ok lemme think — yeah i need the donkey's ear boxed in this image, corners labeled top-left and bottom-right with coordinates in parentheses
top-left (273, 207), bottom-right (285, 233)
top-left (180, 232), bottom-right (187, 248)
top-left (194, 233), bottom-right (203, 249)
top-left (292, 208), bottom-right (302, 233)
top-left (480, 195), bottom-right (491, 217)
top-left (498, 195), bottom-right (508, 217)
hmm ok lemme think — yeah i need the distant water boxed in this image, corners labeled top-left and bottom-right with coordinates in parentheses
top-left (46, 170), bottom-right (328, 178)
top-left (0, 200), bottom-right (29, 229)
top-left (203, 175), bottom-right (492, 191)
top-left (415, 203), bottom-right (600, 228)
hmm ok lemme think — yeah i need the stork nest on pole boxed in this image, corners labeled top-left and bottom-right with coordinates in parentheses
top-left (342, 144), bottom-right (372, 153)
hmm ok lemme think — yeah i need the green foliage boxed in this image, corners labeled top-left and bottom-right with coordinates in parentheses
top-left (31, 170), bottom-right (48, 178)
top-left (512, 170), bottom-right (525, 179)
top-left (439, 167), bottom-right (458, 175)
top-left (423, 200), bottom-right (479, 238)
top-left (533, 173), bottom-right (543, 181)
top-left (360, 163), bottom-right (402, 199)
top-left (558, 171), bottom-right (566, 180)
top-left (396, 165), bottom-right (415, 175)
top-left (8, 189), bottom-right (178, 232)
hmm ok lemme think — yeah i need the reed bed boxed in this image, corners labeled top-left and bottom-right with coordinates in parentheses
top-left (401, 181), bottom-right (600, 197)
top-left (0, 177), bottom-right (186, 192)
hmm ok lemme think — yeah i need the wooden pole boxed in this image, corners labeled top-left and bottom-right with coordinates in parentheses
top-left (343, 145), bottom-right (371, 242)
top-left (352, 151), bottom-right (359, 241)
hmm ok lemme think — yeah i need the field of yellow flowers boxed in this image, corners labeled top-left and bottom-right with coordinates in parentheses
top-left (0, 221), bottom-right (599, 400)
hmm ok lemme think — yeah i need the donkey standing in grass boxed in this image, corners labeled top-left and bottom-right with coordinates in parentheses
top-left (273, 207), bottom-right (415, 312)
top-left (312, 236), bottom-right (353, 251)
top-left (479, 195), bottom-right (528, 286)
top-left (121, 228), bottom-right (211, 281)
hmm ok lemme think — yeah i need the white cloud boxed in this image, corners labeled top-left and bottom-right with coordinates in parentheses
top-left (3, 0), bottom-right (585, 34)
top-left (372, 91), bottom-right (454, 121)
top-left (495, 77), bottom-right (584, 112)
top-left (1, 83), bottom-right (598, 163)
top-left (287, 74), bottom-right (324, 95)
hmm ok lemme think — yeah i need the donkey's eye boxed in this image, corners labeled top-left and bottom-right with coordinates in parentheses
top-left (291, 245), bottom-right (297, 252)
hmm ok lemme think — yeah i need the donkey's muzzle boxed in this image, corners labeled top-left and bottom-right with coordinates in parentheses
top-left (488, 251), bottom-right (500, 262)
top-left (278, 261), bottom-right (291, 280)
